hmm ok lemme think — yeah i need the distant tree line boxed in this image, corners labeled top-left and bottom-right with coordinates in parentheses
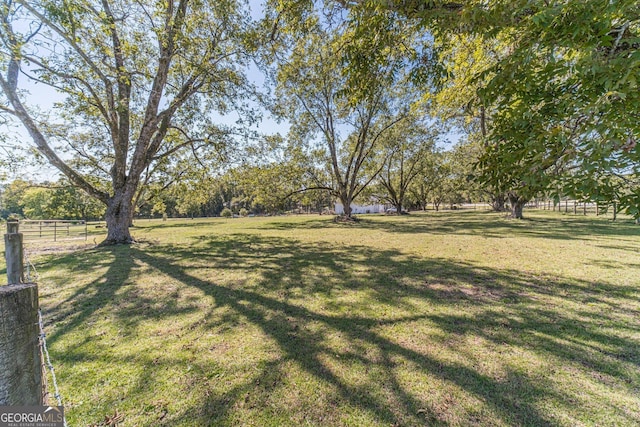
top-left (1, 178), bottom-right (105, 221)
top-left (1, 140), bottom-right (489, 221)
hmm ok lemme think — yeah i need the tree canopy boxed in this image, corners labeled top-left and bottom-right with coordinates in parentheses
top-left (2, 0), bottom-right (638, 225)
top-left (335, 0), bottom-right (640, 218)
top-left (270, 6), bottom-right (424, 218)
top-left (0, 0), bottom-right (257, 243)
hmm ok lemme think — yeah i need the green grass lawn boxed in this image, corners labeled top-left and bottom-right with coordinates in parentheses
top-left (18, 210), bottom-right (640, 426)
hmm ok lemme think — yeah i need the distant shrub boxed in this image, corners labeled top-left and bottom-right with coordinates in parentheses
top-left (220, 207), bottom-right (233, 218)
top-left (239, 208), bottom-right (249, 217)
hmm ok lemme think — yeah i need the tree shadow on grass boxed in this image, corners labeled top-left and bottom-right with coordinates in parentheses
top-left (41, 246), bottom-right (135, 335)
top-left (40, 234), bottom-right (640, 426)
top-left (127, 246), bottom-right (554, 426)
top-left (114, 234), bottom-right (638, 425)
top-left (259, 210), bottom-right (640, 242)
top-left (132, 218), bottom-right (225, 232)
top-left (42, 245), bottom-right (202, 345)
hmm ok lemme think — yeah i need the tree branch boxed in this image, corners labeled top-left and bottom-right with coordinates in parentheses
top-left (0, 73), bottom-right (110, 203)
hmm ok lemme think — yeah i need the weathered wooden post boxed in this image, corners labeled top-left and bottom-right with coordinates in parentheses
top-left (0, 220), bottom-right (43, 405)
top-left (5, 220), bottom-right (24, 285)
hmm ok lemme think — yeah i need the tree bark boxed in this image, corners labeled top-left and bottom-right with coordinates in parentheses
top-left (490, 193), bottom-right (506, 212)
top-left (508, 193), bottom-right (527, 219)
top-left (342, 196), bottom-right (353, 218)
top-left (511, 202), bottom-right (524, 219)
top-left (102, 190), bottom-right (136, 245)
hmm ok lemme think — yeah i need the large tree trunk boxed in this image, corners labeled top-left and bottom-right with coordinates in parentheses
top-left (342, 197), bottom-right (353, 217)
top-left (511, 202), bottom-right (524, 219)
top-left (490, 193), bottom-right (506, 212)
top-left (394, 189), bottom-right (407, 214)
top-left (508, 193), bottom-right (527, 219)
top-left (103, 190), bottom-right (136, 245)
top-left (337, 193), bottom-right (357, 221)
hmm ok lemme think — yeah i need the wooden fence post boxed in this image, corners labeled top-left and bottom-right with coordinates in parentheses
top-left (5, 220), bottom-right (24, 285)
top-left (0, 220), bottom-right (43, 405)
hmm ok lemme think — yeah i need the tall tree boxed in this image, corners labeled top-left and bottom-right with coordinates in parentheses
top-left (407, 150), bottom-right (443, 211)
top-left (374, 114), bottom-right (438, 214)
top-left (311, 0), bottom-right (640, 218)
top-left (273, 12), bottom-right (415, 218)
top-left (0, 0), bottom-right (254, 243)
top-left (409, 149), bottom-right (465, 212)
top-left (479, 0), bottom-right (640, 218)
top-left (431, 34), bottom-right (511, 212)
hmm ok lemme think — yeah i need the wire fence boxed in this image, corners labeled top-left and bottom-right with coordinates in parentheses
top-left (454, 200), bottom-right (626, 220)
top-left (24, 250), bottom-right (68, 427)
top-left (25, 249), bottom-right (39, 283)
top-left (38, 310), bottom-right (66, 426)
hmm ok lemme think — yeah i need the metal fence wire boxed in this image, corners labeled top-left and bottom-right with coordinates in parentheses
top-left (25, 249), bottom-right (39, 283)
top-left (38, 309), bottom-right (68, 427)
top-left (25, 249), bottom-right (68, 427)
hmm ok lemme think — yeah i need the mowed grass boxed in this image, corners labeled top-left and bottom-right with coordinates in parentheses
top-left (23, 210), bottom-right (640, 426)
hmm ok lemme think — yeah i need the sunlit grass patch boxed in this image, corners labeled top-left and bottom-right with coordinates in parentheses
top-left (30, 210), bottom-right (640, 426)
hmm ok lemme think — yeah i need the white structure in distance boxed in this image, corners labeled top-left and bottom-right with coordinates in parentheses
top-left (334, 203), bottom-right (386, 215)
